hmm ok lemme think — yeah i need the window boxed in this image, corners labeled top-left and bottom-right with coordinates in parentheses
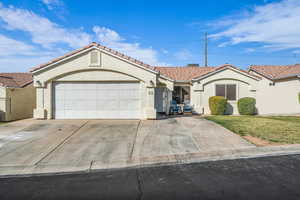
top-left (215, 84), bottom-right (237, 101)
top-left (216, 84), bottom-right (225, 97)
top-left (226, 84), bottom-right (236, 100)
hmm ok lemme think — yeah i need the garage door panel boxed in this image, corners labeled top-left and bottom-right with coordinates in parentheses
top-left (120, 99), bottom-right (139, 110)
top-left (102, 91), bottom-right (118, 99)
top-left (55, 110), bottom-right (68, 119)
top-left (102, 100), bottom-right (118, 110)
top-left (54, 82), bottom-right (141, 119)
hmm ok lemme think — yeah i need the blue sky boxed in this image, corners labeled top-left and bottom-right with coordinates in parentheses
top-left (0, 0), bottom-right (300, 72)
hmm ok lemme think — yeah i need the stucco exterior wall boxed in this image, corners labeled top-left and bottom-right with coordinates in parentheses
top-left (191, 68), bottom-right (258, 115)
top-left (0, 87), bottom-right (7, 121)
top-left (56, 70), bottom-right (138, 81)
top-left (253, 73), bottom-right (300, 115)
top-left (6, 84), bottom-right (36, 121)
top-left (0, 84), bottom-right (36, 121)
top-left (33, 48), bottom-right (159, 119)
top-left (201, 79), bottom-right (254, 114)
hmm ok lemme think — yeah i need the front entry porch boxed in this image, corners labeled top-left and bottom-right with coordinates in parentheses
top-left (173, 85), bottom-right (191, 104)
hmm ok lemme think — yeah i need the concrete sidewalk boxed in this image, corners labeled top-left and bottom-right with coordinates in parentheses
top-left (1, 144), bottom-right (300, 178)
top-left (0, 117), bottom-right (300, 177)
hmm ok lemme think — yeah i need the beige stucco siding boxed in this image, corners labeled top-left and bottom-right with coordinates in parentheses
top-left (0, 87), bottom-right (7, 121)
top-left (56, 70), bottom-right (138, 81)
top-left (254, 74), bottom-right (300, 115)
top-left (0, 84), bottom-right (36, 121)
top-left (33, 50), bottom-right (157, 87)
top-left (191, 68), bottom-right (258, 115)
top-left (33, 48), bottom-right (159, 119)
top-left (201, 80), bottom-right (254, 114)
top-left (6, 84), bottom-right (36, 121)
top-left (191, 67), bottom-right (300, 115)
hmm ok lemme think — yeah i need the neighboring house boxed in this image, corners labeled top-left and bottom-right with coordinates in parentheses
top-left (249, 65), bottom-right (300, 115)
top-left (0, 73), bottom-right (36, 121)
top-left (31, 42), bottom-right (300, 120)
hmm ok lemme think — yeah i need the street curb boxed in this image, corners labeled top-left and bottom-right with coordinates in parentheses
top-left (1, 145), bottom-right (300, 178)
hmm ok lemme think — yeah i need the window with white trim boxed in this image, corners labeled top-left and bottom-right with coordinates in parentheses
top-left (215, 84), bottom-right (237, 101)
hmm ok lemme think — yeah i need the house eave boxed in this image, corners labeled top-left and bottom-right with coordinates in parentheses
top-left (192, 66), bottom-right (261, 82)
top-left (158, 73), bottom-right (174, 82)
top-left (31, 45), bottom-right (159, 76)
top-left (174, 80), bottom-right (191, 83)
top-left (273, 74), bottom-right (300, 80)
top-left (248, 68), bottom-right (274, 80)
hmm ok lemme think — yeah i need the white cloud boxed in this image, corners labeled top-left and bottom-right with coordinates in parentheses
top-left (0, 56), bottom-right (55, 72)
top-left (93, 26), bottom-right (167, 65)
top-left (0, 34), bottom-right (65, 71)
top-left (210, 0), bottom-right (300, 51)
top-left (245, 48), bottom-right (255, 53)
top-left (162, 49), bottom-right (169, 54)
top-left (41, 0), bottom-right (63, 10)
top-left (0, 3), bottom-right (91, 48)
top-left (0, 3), bottom-right (167, 71)
top-left (174, 49), bottom-right (193, 61)
top-left (0, 34), bottom-right (35, 56)
top-left (0, 34), bottom-right (60, 57)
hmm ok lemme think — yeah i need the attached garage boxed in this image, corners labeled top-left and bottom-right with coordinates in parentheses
top-left (53, 82), bottom-right (141, 119)
top-left (31, 42), bottom-right (173, 120)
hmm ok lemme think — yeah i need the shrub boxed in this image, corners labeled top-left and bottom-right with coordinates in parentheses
top-left (298, 93), bottom-right (300, 104)
top-left (238, 97), bottom-right (256, 115)
top-left (209, 96), bottom-right (227, 115)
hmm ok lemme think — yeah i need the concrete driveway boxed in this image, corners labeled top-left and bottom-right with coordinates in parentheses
top-left (0, 116), bottom-right (255, 175)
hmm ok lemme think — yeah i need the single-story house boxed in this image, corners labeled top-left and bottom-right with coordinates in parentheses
top-left (249, 65), bottom-right (300, 115)
top-left (0, 73), bottom-right (36, 121)
top-left (31, 42), bottom-right (173, 120)
top-left (156, 64), bottom-right (300, 115)
top-left (30, 42), bottom-right (300, 120)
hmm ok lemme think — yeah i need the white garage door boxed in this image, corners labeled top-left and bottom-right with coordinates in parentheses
top-left (54, 82), bottom-right (141, 119)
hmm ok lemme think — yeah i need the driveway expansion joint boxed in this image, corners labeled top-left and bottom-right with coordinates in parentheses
top-left (34, 121), bottom-right (89, 166)
top-left (129, 120), bottom-right (142, 160)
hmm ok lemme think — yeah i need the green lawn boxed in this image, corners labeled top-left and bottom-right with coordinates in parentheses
top-left (204, 116), bottom-right (300, 144)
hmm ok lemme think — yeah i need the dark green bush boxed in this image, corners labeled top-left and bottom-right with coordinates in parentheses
top-left (209, 96), bottom-right (227, 115)
top-left (298, 93), bottom-right (300, 104)
top-left (238, 97), bottom-right (256, 115)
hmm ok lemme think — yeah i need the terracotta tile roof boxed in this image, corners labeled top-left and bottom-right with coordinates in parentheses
top-left (154, 66), bottom-right (217, 81)
top-left (249, 64), bottom-right (300, 80)
top-left (29, 41), bottom-right (263, 81)
top-left (31, 42), bottom-right (156, 72)
top-left (0, 73), bottom-right (33, 88)
top-left (155, 64), bottom-right (261, 81)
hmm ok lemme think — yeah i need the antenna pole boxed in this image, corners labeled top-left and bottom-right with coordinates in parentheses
top-left (204, 32), bottom-right (208, 67)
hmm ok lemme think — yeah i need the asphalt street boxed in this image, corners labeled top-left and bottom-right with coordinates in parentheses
top-left (1, 154), bottom-right (300, 200)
